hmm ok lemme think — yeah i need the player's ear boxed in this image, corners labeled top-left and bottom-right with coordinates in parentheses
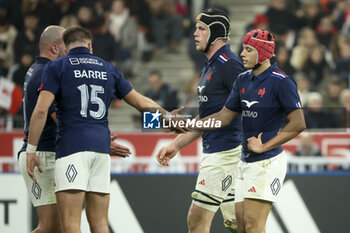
top-left (87, 41), bottom-right (93, 54)
top-left (51, 44), bottom-right (58, 55)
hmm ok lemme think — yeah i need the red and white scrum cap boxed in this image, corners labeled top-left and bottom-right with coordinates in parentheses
top-left (243, 29), bottom-right (275, 64)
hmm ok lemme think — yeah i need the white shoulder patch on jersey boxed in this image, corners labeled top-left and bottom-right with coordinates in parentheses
top-left (272, 71), bottom-right (286, 79)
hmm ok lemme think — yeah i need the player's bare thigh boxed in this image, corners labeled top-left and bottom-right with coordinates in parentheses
top-left (56, 190), bottom-right (85, 233)
top-left (235, 201), bottom-right (244, 233)
top-left (36, 204), bottom-right (61, 233)
top-left (85, 192), bottom-right (110, 233)
top-left (244, 198), bottom-right (272, 233)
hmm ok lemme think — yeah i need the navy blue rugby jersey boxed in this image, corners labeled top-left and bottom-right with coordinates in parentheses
top-left (198, 44), bottom-right (244, 153)
top-left (225, 63), bottom-right (302, 162)
top-left (40, 47), bottom-right (133, 159)
top-left (18, 57), bottom-right (57, 157)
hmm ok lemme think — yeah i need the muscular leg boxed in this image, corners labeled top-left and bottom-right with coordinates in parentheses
top-left (235, 202), bottom-right (245, 233)
top-left (85, 192), bottom-right (110, 233)
top-left (187, 203), bottom-right (216, 233)
top-left (56, 190), bottom-right (85, 233)
top-left (32, 204), bottom-right (61, 233)
top-left (244, 199), bottom-right (272, 233)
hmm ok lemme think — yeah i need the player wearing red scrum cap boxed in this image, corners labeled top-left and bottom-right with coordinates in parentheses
top-left (193, 29), bottom-right (306, 233)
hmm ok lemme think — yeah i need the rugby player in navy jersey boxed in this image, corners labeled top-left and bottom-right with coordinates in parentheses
top-left (185, 29), bottom-right (306, 233)
top-left (17, 26), bottom-right (66, 233)
top-left (26, 26), bottom-right (186, 233)
top-left (157, 9), bottom-right (244, 233)
top-left (18, 26), bottom-right (132, 233)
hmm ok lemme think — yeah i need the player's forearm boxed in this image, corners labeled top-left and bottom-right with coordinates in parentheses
top-left (28, 107), bottom-right (48, 146)
top-left (139, 96), bottom-right (167, 114)
top-left (262, 110), bottom-right (306, 152)
top-left (193, 107), bottom-right (237, 130)
top-left (262, 131), bottom-right (302, 152)
top-left (124, 90), bottom-right (167, 115)
top-left (172, 130), bottom-right (202, 150)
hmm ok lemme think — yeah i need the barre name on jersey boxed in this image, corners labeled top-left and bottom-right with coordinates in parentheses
top-left (74, 69), bottom-right (107, 80)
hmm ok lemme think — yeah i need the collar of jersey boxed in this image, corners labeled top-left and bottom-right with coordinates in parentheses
top-left (251, 62), bottom-right (277, 81)
top-left (35, 56), bottom-right (51, 64)
top-left (68, 46), bottom-right (91, 55)
top-left (206, 44), bottom-right (230, 66)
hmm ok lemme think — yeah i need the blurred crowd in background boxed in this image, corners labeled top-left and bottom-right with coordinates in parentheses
top-left (0, 0), bottom-right (349, 136)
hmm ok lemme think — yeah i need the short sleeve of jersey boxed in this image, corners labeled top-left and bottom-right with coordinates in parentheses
top-left (222, 61), bottom-right (245, 89)
top-left (113, 68), bottom-right (133, 99)
top-left (224, 79), bottom-right (241, 112)
top-left (26, 74), bottom-right (39, 99)
top-left (26, 67), bottom-right (56, 115)
top-left (277, 77), bottom-right (302, 115)
top-left (40, 62), bottom-right (60, 95)
top-left (33, 76), bottom-right (56, 115)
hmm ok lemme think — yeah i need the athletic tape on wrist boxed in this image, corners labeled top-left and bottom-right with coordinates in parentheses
top-left (27, 143), bottom-right (37, 153)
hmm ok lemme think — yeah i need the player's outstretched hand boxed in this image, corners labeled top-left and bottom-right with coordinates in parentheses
top-left (26, 152), bottom-right (43, 183)
top-left (247, 132), bottom-right (265, 154)
top-left (156, 144), bottom-right (179, 166)
top-left (168, 106), bottom-right (191, 134)
top-left (110, 134), bottom-right (131, 158)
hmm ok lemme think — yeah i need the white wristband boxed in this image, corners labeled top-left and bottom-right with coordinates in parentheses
top-left (27, 143), bottom-right (37, 153)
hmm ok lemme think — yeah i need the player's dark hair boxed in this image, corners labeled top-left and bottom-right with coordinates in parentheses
top-left (63, 26), bottom-right (92, 46)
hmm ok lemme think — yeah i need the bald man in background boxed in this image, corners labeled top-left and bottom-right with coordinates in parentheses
top-left (18, 26), bottom-right (66, 233)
